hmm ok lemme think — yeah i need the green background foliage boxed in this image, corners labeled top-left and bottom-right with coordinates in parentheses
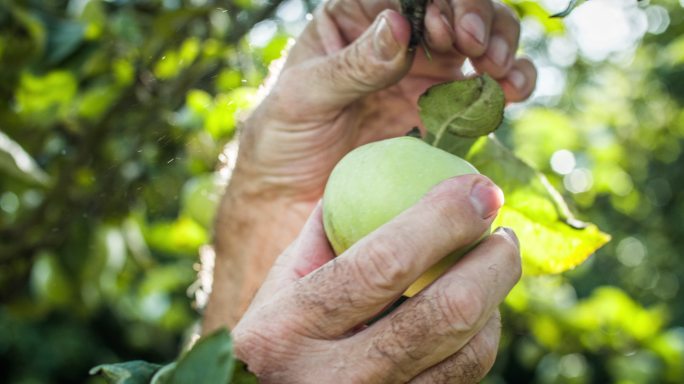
top-left (0, 0), bottom-right (683, 383)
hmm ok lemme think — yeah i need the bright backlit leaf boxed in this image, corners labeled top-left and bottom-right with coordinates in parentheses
top-left (420, 77), bottom-right (610, 274)
top-left (144, 216), bottom-right (208, 256)
top-left (467, 136), bottom-right (610, 274)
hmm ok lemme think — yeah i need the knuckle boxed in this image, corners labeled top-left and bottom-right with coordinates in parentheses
top-left (422, 183), bottom-right (463, 221)
top-left (355, 238), bottom-right (413, 294)
top-left (364, 334), bottom-right (416, 383)
top-left (338, 44), bottom-right (378, 90)
top-left (422, 177), bottom-right (488, 240)
top-left (232, 327), bottom-right (275, 376)
top-left (437, 280), bottom-right (486, 332)
top-left (422, 341), bottom-right (495, 384)
top-left (454, 343), bottom-right (492, 383)
top-left (233, 319), bottom-right (305, 379)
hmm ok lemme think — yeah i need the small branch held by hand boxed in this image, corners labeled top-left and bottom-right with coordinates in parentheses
top-left (400, 0), bottom-right (432, 60)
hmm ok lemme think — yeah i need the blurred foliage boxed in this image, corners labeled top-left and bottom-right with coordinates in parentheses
top-left (0, 0), bottom-right (683, 383)
top-left (91, 329), bottom-right (258, 383)
top-left (0, 0), bottom-right (295, 382)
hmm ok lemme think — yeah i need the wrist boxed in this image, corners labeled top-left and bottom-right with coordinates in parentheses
top-left (203, 160), bottom-right (316, 332)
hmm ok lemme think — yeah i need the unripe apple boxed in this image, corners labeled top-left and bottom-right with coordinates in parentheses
top-left (322, 136), bottom-right (480, 297)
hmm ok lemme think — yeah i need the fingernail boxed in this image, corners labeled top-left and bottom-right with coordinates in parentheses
top-left (488, 36), bottom-right (509, 67)
top-left (441, 13), bottom-right (453, 33)
top-left (470, 181), bottom-right (504, 219)
top-left (508, 69), bottom-right (526, 90)
top-left (496, 227), bottom-right (519, 248)
top-left (460, 13), bottom-right (486, 46)
top-left (373, 16), bottom-right (400, 61)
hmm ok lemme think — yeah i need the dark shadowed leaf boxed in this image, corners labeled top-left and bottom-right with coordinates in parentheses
top-left (44, 18), bottom-right (85, 64)
top-left (167, 328), bottom-right (234, 384)
top-left (231, 361), bottom-right (259, 384)
top-left (89, 360), bottom-right (163, 384)
top-left (89, 330), bottom-right (259, 383)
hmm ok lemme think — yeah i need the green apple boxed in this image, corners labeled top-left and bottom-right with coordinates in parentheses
top-left (322, 136), bottom-right (480, 297)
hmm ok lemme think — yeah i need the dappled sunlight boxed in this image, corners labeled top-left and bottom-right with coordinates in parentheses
top-left (1, 0), bottom-right (684, 382)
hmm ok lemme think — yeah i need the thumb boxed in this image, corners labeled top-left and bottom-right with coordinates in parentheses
top-left (282, 10), bottom-right (412, 114)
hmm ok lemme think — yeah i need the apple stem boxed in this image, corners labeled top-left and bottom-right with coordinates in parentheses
top-left (405, 127), bottom-right (422, 138)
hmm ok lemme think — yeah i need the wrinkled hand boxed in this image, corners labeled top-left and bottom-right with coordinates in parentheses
top-left (232, 176), bottom-right (521, 383)
top-left (235, 0), bottom-right (537, 202)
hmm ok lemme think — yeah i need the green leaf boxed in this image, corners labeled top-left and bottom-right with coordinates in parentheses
top-left (143, 216), bottom-right (208, 256)
top-left (420, 75), bottom-right (504, 150)
top-left (261, 34), bottom-right (290, 64)
top-left (505, 1), bottom-right (564, 34)
top-left (181, 173), bottom-right (223, 229)
top-left (464, 136), bottom-right (611, 274)
top-left (417, 76), bottom-right (609, 274)
top-left (77, 83), bottom-right (122, 122)
top-left (15, 70), bottom-right (78, 126)
top-left (29, 251), bottom-right (73, 306)
top-left (0, 131), bottom-right (51, 186)
top-left (150, 362), bottom-right (177, 384)
top-left (167, 328), bottom-right (234, 384)
top-left (90, 330), bottom-right (258, 384)
top-left (89, 360), bottom-right (163, 384)
top-left (8, 4), bottom-right (46, 57)
top-left (231, 361), bottom-right (259, 384)
top-left (44, 18), bottom-right (85, 64)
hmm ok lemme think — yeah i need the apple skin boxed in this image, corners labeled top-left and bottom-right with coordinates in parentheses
top-left (322, 136), bottom-right (480, 297)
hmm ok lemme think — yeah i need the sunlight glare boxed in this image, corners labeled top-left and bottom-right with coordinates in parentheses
top-left (566, 0), bottom-right (648, 62)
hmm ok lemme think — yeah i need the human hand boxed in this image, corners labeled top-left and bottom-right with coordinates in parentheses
top-left (204, 0), bottom-right (534, 331)
top-left (234, 0), bottom-right (537, 203)
top-left (232, 175), bottom-right (521, 383)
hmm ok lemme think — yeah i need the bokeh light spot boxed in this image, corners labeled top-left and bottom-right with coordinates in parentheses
top-left (550, 149), bottom-right (576, 175)
top-left (564, 168), bottom-right (593, 193)
top-left (0, 192), bottom-right (20, 214)
top-left (617, 236), bottom-right (647, 267)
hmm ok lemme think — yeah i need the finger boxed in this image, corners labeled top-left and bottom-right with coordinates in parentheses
top-left (471, 3), bottom-right (520, 79)
top-left (323, 0), bottom-right (399, 44)
top-left (288, 203), bottom-right (336, 278)
top-left (248, 202), bottom-right (334, 308)
top-left (424, 2), bottom-right (458, 54)
top-left (346, 228), bottom-right (520, 382)
top-left (289, 175), bottom-right (503, 339)
top-left (274, 10), bottom-right (413, 119)
top-left (451, 0), bottom-right (495, 57)
top-left (500, 57), bottom-right (537, 102)
top-left (409, 311), bottom-right (502, 384)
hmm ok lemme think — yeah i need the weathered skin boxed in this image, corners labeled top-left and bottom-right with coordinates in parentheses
top-left (323, 136), bottom-right (479, 296)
